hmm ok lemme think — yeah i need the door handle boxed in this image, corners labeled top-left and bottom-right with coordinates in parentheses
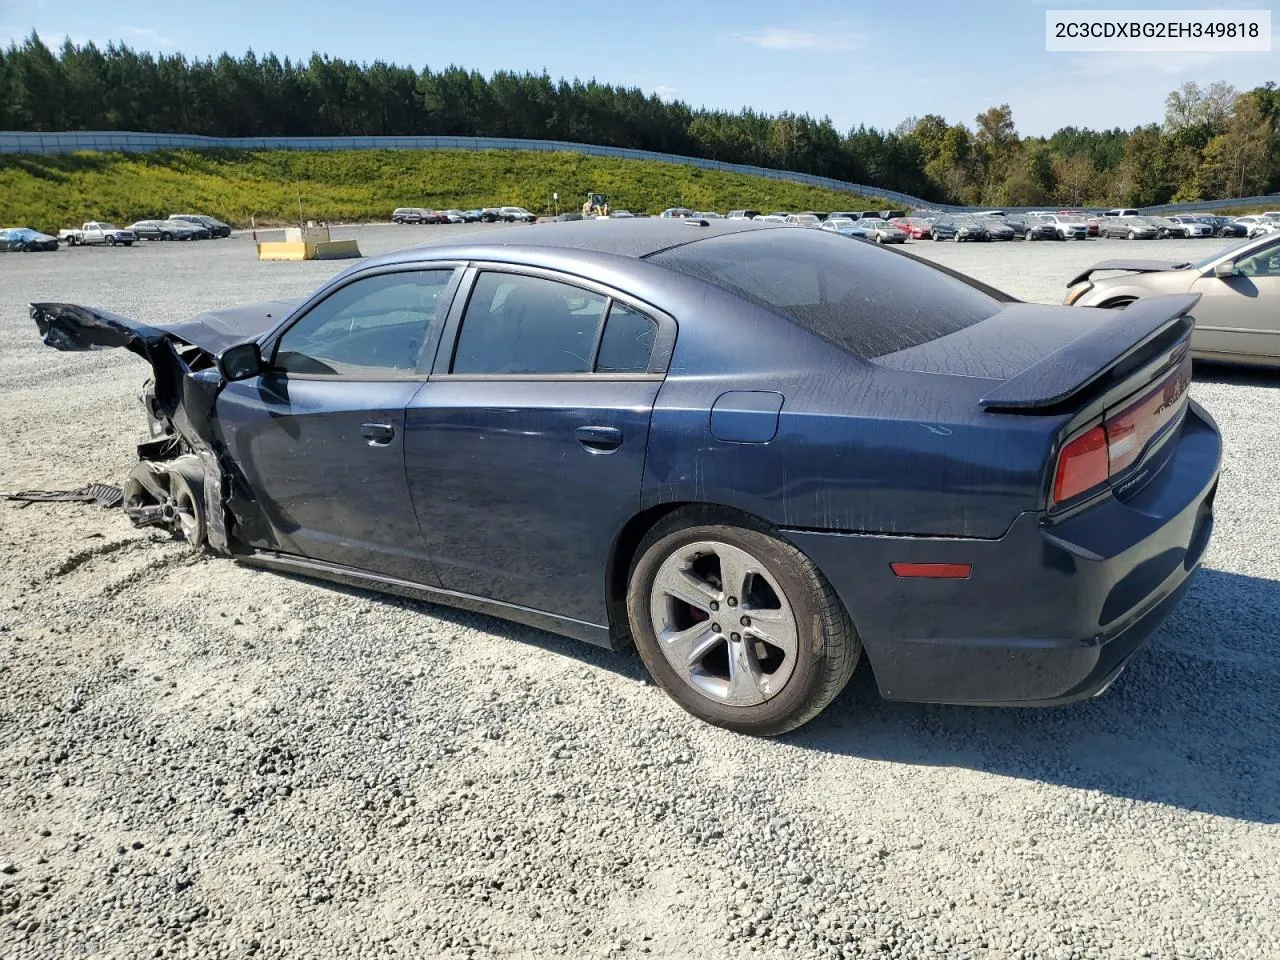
top-left (575, 425), bottom-right (623, 452)
top-left (361, 422), bottom-right (395, 446)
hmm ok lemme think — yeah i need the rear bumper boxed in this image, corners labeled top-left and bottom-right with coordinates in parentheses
top-left (784, 402), bottom-right (1221, 705)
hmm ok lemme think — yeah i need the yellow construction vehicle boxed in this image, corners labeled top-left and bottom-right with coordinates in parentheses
top-left (582, 192), bottom-right (610, 218)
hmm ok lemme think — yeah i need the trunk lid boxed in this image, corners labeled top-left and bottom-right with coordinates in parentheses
top-left (874, 294), bottom-right (1198, 414)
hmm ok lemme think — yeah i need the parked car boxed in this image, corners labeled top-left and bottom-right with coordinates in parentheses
top-left (693, 211), bottom-right (725, 220)
top-left (820, 217), bottom-right (858, 233)
top-left (930, 214), bottom-right (987, 241)
top-left (1195, 216), bottom-right (1248, 238)
top-left (1038, 215), bottom-right (1090, 240)
top-left (442, 210), bottom-right (471, 223)
top-left (1168, 216), bottom-right (1214, 238)
top-left (0, 226), bottom-right (59, 251)
top-left (1097, 217), bottom-right (1159, 240)
top-left (1005, 215), bottom-right (1058, 241)
top-left (753, 214), bottom-right (787, 223)
top-left (392, 208), bottom-right (428, 224)
top-left (784, 214), bottom-right (822, 228)
top-left (1104, 208), bottom-right (1141, 217)
top-left (128, 219), bottom-right (209, 241)
top-left (1066, 231), bottom-right (1280, 367)
top-left (828, 223), bottom-right (870, 239)
top-left (727, 210), bottom-right (760, 220)
top-left (1234, 215), bottom-right (1278, 237)
top-left (977, 217), bottom-right (1015, 241)
top-left (609, 210), bottom-right (636, 218)
top-left (57, 222), bottom-right (136, 247)
top-left (169, 214), bottom-right (232, 238)
top-left (851, 219), bottom-right (907, 244)
top-left (30, 218), bottom-right (1220, 735)
top-left (477, 209), bottom-right (505, 223)
top-left (660, 208), bottom-right (696, 219)
top-left (497, 207), bottom-right (536, 224)
top-left (889, 217), bottom-right (932, 239)
top-left (1144, 216), bottom-right (1189, 239)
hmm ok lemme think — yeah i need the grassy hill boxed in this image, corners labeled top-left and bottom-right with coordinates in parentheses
top-left (0, 149), bottom-right (885, 232)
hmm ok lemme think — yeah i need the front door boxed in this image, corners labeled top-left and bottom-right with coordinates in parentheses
top-left (404, 267), bottom-right (672, 625)
top-left (1191, 235), bottom-right (1280, 362)
top-left (216, 267), bottom-right (459, 584)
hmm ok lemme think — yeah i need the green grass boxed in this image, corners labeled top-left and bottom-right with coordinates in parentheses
top-left (0, 149), bottom-right (885, 232)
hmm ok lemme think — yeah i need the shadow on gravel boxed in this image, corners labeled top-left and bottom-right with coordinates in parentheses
top-left (1193, 361), bottom-right (1280, 388)
top-left (267, 568), bottom-right (647, 681)
top-left (790, 568), bottom-right (1280, 824)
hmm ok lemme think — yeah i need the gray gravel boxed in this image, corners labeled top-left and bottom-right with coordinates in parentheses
top-left (2, 225), bottom-right (1278, 960)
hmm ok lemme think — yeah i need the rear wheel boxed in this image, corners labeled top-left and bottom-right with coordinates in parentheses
top-left (627, 508), bottom-right (860, 736)
top-left (1127, 230), bottom-right (1136, 240)
top-left (106, 235), bottom-right (116, 246)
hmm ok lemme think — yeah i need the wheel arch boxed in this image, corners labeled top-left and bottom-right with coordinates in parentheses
top-left (604, 500), bottom-right (866, 655)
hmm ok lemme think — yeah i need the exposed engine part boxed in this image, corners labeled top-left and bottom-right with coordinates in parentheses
top-left (122, 456), bottom-right (207, 547)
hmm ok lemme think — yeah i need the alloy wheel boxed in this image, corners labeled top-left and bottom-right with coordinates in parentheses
top-left (648, 540), bottom-right (799, 706)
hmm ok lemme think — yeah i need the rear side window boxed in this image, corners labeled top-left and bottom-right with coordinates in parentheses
top-left (451, 272), bottom-right (660, 375)
top-left (454, 273), bottom-right (605, 374)
top-left (596, 302), bottom-right (657, 373)
top-left (652, 229), bottom-right (1001, 358)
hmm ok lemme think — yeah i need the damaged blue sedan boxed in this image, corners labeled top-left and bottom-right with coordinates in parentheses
top-left (31, 219), bottom-right (1221, 735)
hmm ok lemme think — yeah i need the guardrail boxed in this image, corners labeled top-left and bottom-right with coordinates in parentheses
top-left (2, 131), bottom-right (1278, 216)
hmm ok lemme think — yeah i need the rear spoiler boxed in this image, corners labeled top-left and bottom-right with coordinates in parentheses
top-left (979, 293), bottom-right (1199, 412)
top-left (1065, 259), bottom-right (1186, 288)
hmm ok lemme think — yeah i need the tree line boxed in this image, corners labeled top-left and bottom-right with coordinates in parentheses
top-left (2, 34), bottom-right (1277, 206)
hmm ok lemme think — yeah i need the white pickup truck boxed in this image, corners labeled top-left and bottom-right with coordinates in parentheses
top-left (58, 222), bottom-right (136, 247)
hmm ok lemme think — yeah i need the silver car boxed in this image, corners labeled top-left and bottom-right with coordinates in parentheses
top-left (784, 214), bottom-right (822, 228)
top-left (1234, 216), bottom-right (1278, 238)
top-left (852, 219), bottom-right (908, 244)
top-left (1040, 215), bottom-right (1090, 240)
top-left (1065, 232), bottom-right (1280, 366)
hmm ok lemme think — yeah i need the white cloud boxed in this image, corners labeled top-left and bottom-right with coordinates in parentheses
top-left (729, 26), bottom-right (867, 53)
top-left (119, 25), bottom-right (181, 48)
top-left (653, 84), bottom-right (679, 101)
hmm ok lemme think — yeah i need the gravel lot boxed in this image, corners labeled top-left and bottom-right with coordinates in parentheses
top-left (2, 225), bottom-right (1278, 960)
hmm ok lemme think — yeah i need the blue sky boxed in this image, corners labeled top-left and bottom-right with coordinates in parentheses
top-left (2, 0), bottom-right (1276, 136)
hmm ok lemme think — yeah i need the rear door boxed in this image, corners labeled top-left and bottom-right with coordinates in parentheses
top-left (404, 266), bottom-right (676, 624)
top-left (1190, 235), bottom-right (1280, 362)
top-left (216, 266), bottom-right (461, 583)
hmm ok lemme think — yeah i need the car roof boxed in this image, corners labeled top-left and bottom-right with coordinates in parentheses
top-left (369, 217), bottom-right (782, 266)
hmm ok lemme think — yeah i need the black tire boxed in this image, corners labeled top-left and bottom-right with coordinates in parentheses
top-left (626, 507), bottom-right (860, 736)
top-left (106, 235), bottom-right (116, 246)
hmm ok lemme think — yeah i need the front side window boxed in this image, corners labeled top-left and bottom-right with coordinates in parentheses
top-left (274, 269), bottom-right (455, 376)
top-left (1234, 237), bottom-right (1280, 277)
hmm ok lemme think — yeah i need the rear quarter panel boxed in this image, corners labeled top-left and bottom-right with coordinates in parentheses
top-left (640, 292), bottom-right (1053, 539)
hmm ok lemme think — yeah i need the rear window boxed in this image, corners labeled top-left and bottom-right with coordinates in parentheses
top-left (649, 229), bottom-right (1002, 358)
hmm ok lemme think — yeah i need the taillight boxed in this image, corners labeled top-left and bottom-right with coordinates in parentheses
top-left (1052, 425), bottom-right (1109, 504)
top-left (1049, 350), bottom-right (1192, 509)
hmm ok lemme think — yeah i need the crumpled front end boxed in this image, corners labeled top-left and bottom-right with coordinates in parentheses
top-left (29, 302), bottom-right (232, 552)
